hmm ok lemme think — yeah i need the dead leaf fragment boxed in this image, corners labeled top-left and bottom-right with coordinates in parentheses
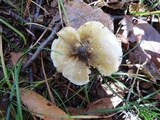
top-left (21, 89), bottom-right (73, 120)
top-left (119, 15), bottom-right (160, 80)
top-left (85, 82), bottom-right (123, 116)
top-left (83, 97), bottom-right (119, 120)
top-left (10, 52), bottom-right (27, 65)
top-left (86, 97), bottom-right (119, 114)
top-left (64, 0), bottom-right (114, 32)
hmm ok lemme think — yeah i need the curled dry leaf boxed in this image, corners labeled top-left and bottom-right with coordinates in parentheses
top-left (118, 15), bottom-right (160, 80)
top-left (20, 89), bottom-right (73, 120)
top-left (64, 0), bottom-right (113, 31)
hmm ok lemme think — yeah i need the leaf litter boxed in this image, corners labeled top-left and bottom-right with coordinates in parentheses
top-left (63, 0), bottom-right (114, 31)
top-left (118, 15), bottom-right (160, 81)
top-left (20, 88), bottom-right (73, 120)
top-left (0, 0), bottom-right (160, 120)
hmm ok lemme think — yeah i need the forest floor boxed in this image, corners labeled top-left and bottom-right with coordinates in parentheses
top-left (0, 0), bottom-right (160, 120)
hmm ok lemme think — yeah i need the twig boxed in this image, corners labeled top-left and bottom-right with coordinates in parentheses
top-left (23, 0), bottom-right (32, 18)
top-left (28, 52), bottom-right (34, 86)
top-left (41, 52), bottom-right (55, 104)
top-left (2, 9), bottom-right (28, 23)
top-left (34, 0), bottom-right (43, 20)
top-left (1, 9), bottom-right (50, 31)
top-left (28, 0), bottom-right (42, 85)
top-left (1, 0), bottom-right (17, 9)
top-left (22, 23), bottom-right (62, 72)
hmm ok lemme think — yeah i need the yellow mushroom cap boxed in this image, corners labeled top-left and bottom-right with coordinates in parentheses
top-left (51, 21), bottom-right (122, 85)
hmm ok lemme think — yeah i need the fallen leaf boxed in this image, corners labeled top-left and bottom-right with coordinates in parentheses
top-left (85, 82), bottom-right (123, 116)
top-left (64, 0), bottom-right (114, 32)
top-left (10, 52), bottom-right (27, 65)
top-left (68, 107), bottom-right (81, 116)
top-left (86, 97), bottom-right (120, 114)
top-left (118, 15), bottom-right (160, 80)
top-left (82, 97), bottom-right (118, 120)
top-left (20, 89), bottom-right (73, 120)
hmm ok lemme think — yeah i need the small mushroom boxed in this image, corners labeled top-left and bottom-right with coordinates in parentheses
top-left (51, 21), bottom-right (122, 85)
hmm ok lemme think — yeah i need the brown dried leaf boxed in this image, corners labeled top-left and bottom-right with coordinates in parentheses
top-left (20, 89), bottom-right (73, 120)
top-left (64, 0), bottom-right (114, 32)
top-left (68, 107), bottom-right (81, 116)
top-left (10, 52), bottom-right (27, 65)
top-left (85, 82), bottom-right (123, 115)
top-left (119, 15), bottom-right (160, 80)
top-left (86, 97), bottom-right (117, 113)
top-left (84, 97), bottom-right (119, 120)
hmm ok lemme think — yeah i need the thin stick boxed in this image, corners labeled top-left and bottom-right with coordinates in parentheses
top-left (35, 0), bottom-right (43, 19)
top-left (22, 23), bottom-right (62, 72)
top-left (23, 0), bottom-right (32, 18)
top-left (41, 52), bottom-right (55, 104)
top-left (2, 9), bottom-right (49, 31)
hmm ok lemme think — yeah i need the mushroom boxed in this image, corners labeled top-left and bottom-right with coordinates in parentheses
top-left (51, 21), bottom-right (122, 85)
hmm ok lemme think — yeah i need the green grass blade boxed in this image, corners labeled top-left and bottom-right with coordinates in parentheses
top-left (148, 0), bottom-right (160, 10)
top-left (14, 59), bottom-right (24, 120)
top-left (0, 25), bottom-right (12, 89)
top-left (0, 32), bottom-right (23, 51)
top-left (58, 0), bottom-right (70, 26)
top-left (0, 18), bottom-right (26, 44)
top-left (132, 10), bottom-right (160, 16)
